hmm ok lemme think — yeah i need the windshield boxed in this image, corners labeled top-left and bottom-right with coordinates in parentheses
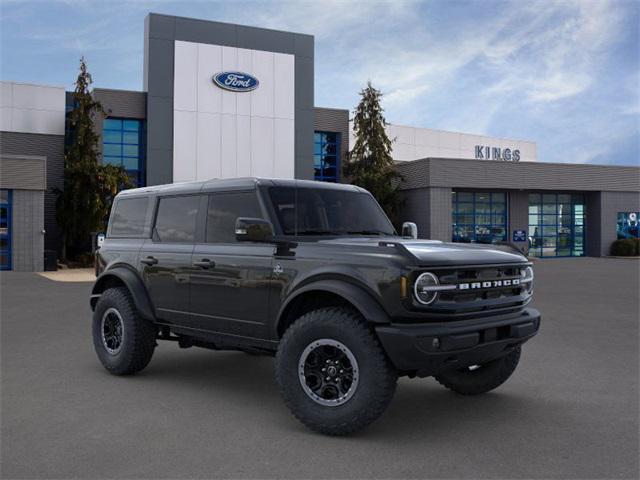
top-left (268, 186), bottom-right (396, 236)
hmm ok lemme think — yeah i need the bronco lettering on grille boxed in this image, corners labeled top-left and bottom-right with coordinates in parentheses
top-left (458, 278), bottom-right (521, 290)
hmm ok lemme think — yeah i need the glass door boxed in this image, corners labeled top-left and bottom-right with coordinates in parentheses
top-left (0, 190), bottom-right (12, 270)
top-left (528, 193), bottom-right (585, 257)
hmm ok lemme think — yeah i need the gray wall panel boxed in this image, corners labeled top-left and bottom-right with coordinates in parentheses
top-left (0, 132), bottom-right (63, 252)
top-left (0, 155), bottom-right (46, 190)
top-left (585, 192), bottom-right (602, 256)
top-left (509, 191), bottom-right (529, 253)
top-left (399, 187), bottom-right (451, 241)
top-left (397, 158), bottom-right (640, 192)
top-left (94, 89), bottom-right (146, 118)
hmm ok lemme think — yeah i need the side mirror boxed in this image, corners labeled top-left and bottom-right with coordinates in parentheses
top-left (235, 217), bottom-right (274, 243)
top-left (401, 222), bottom-right (418, 239)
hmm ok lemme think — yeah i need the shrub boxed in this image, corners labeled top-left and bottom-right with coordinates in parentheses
top-left (610, 238), bottom-right (640, 256)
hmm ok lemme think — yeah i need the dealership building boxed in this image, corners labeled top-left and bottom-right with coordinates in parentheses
top-left (1, 13), bottom-right (639, 271)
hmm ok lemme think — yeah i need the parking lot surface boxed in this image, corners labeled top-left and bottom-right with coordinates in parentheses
top-left (1, 258), bottom-right (638, 479)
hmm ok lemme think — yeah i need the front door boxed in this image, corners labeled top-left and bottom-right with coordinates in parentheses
top-left (188, 191), bottom-right (273, 339)
top-left (140, 194), bottom-right (203, 324)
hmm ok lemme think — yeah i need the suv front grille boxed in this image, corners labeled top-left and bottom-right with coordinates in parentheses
top-left (420, 264), bottom-right (531, 318)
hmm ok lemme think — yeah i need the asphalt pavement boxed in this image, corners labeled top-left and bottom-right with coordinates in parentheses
top-left (1, 258), bottom-right (638, 479)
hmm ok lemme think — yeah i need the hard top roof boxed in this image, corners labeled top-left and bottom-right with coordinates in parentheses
top-left (116, 177), bottom-right (367, 198)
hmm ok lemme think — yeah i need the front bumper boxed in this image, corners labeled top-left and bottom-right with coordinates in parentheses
top-left (375, 308), bottom-right (541, 377)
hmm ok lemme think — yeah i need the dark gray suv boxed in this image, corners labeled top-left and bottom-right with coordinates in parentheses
top-left (91, 177), bottom-right (540, 435)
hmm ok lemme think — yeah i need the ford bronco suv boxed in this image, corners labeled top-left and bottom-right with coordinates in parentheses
top-left (91, 178), bottom-right (540, 435)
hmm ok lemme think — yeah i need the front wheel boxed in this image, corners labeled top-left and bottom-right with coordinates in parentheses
top-left (275, 307), bottom-right (398, 436)
top-left (434, 347), bottom-right (521, 395)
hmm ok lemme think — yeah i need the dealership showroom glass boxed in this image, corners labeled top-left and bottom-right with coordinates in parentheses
top-left (0, 12), bottom-right (638, 271)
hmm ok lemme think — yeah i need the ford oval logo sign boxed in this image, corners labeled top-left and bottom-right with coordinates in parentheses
top-left (212, 72), bottom-right (259, 92)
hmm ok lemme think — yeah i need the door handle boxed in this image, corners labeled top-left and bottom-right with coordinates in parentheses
top-left (141, 256), bottom-right (158, 266)
top-left (193, 259), bottom-right (215, 269)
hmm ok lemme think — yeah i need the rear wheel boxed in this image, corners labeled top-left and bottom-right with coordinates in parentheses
top-left (434, 347), bottom-right (521, 395)
top-left (92, 287), bottom-right (156, 375)
top-left (275, 307), bottom-right (397, 436)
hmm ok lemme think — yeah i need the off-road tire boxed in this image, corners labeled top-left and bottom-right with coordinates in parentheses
top-left (92, 287), bottom-right (156, 375)
top-left (435, 347), bottom-right (521, 395)
top-left (275, 307), bottom-right (398, 436)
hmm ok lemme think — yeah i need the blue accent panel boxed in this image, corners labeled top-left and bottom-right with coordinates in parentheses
top-left (313, 131), bottom-right (341, 183)
top-left (102, 117), bottom-right (146, 187)
top-left (0, 189), bottom-right (12, 270)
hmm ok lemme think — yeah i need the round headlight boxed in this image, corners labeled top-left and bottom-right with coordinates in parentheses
top-left (521, 266), bottom-right (534, 293)
top-left (414, 272), bottom-right (440, 305)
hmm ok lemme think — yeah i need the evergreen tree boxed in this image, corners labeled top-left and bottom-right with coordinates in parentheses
top-left (56, 57), bottom-right (131, 260)
top-left (345, 81), bottom-right (402, 224)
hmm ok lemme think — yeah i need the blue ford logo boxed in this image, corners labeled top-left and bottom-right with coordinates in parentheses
top-left (212, 72), bottom-right (259, 92)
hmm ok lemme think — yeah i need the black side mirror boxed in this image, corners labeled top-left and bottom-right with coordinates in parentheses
top-left (235, 217), bottom-right (274, 243)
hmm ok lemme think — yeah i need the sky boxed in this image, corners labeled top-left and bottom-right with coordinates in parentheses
top-left (1, 0), bottom-right (638, 166)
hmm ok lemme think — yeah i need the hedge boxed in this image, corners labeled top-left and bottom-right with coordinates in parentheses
top-left (610, 238), bottom-right (640, 256)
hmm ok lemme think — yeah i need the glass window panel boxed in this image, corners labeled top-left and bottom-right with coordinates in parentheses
top-left (103, 118), bottom-right (122, 130)
top-left (456, 192), bottom-right (473, 202)
top-left (206, 192), bottom-right (261, 243)
top-left (474, 225), bottom-right (493, 244)
top-left (314, 132), bottom-right (321, 143)
top-left (122, 131), bottom-right (139, 144)
top-left (323, 155), bottom-right (337, 168)
top-left (123, 157), bottom-right (139, 169)
top-left (542, 225), bottom-right (557, 236)
top-left (103, 156), bottom-right (122, 166)
top-left (556, 248), bottom-right (571, 256)
top-left (110, 197), bottom-right (149, 236)
top-left (323, 143), bottom-right (337, 155)
top-left (529, 248), bottom-right (542, 257)
top-left (575, 225), bottom-right (584, 235)
top-left (453, 225), bottom-right (474, 242)
top-left (541, 237), bottom-right (556, 247)
top-left (451, 191), bottom-right (458, 203)
top-left (529, 214), bottom-right (539, 225)
top-left (492, 214), bottom-right (505, 225)
top-left (476, 204), bottom-right (490, 215)
top-left (455, 214), bottom-right (474, 224)
top-left (103, 130), bottom-right (121, 143)
top-left (542, 204), bottom-right (556, 214)
top-left (314, 143), bottom-right (322, 155)
top-left (456, 203), bottom-right (474, 214)
top-left (123, 120), bottom-right (140, 131)
top-left (0, 237), bottom-right (8, 249)
top-left (103, 144), bottom-right (121, 156)
top-left (558, 194), bottom-right (571, 203)
top-left (314, 167), bottom-right (321, 178)
top-left (541, 214), bottom-right (558, 224)
top-left (476, 214), bottom-right (492, 224)
top-left (0, 190), bottom-right (8, 203)
top-left (491, 193), bottom-right (506, 203)
top-left (324, 132), bottom-right (337, 143)
top-left (528, 193), bottom-right (541, 205)
top-left (529, 205), bottom-right (540, 215)
top-left (491, 204), bottom-right (506, 214)
top-left (123, 145), bottom-right (138, 157)
top-left (313, 155), bottom-right (322, 167)
top-left (476, 193), bottom-right (491, 203)
top-left (154, 195), bottom-right (200, 243)
top-left (543, 194), bottom-right (557, 203)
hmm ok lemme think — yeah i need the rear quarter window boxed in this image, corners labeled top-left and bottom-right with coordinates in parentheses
top-left (109, 197), bottom-right (149, 237)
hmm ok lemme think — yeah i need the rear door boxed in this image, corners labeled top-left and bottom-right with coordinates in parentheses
top-left (188, 190), bottom-right (273, 339)
top-left (139, 194), bottom-right (204, 325)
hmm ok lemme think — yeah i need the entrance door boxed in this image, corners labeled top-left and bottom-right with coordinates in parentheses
top-left (0, 190), bottom-right (12, 270)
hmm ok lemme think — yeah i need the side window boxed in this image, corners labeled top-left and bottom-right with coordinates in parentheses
top-left (206, 191), bottom-right (262, 243)
top-left (153, 195), bottom-right (200, 243)
top-left (110, 197), bottom-right (149, 237)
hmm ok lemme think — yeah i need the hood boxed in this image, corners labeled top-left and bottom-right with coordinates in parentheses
top-left (317, 236), bottom-right (528, 266)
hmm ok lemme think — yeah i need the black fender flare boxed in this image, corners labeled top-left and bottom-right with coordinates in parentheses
top-left (277, 279), bottom-right (390, 333)
top-left (90, 266), bottom-right (156, 321)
